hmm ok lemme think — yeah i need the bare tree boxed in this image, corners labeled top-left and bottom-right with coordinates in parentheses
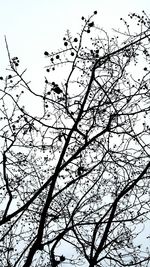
top-left (0, 11), bottom-right (150, 267)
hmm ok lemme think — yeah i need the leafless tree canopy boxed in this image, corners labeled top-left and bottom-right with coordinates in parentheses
top-left (0, 11), bottom-right (150, 267)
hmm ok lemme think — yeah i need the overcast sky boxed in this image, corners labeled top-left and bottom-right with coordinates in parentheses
top-left (0, 0), bottom-right (150, 90)
top-left (0, 0), bottom-right (150, 263)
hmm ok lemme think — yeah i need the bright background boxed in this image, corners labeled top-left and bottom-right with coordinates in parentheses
top-left (0, 0), bottom-right (150, 91)
top-left (0, 0), bottom-right (150, 263)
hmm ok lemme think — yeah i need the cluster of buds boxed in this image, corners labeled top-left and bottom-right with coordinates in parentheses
top-left (11, 56), bottom-right (20, 67)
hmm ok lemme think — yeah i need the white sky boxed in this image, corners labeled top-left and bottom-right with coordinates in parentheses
top-left (0, 0), bottom-right (150, 91)
top-left (0, 0), bottom-right (150, 263)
